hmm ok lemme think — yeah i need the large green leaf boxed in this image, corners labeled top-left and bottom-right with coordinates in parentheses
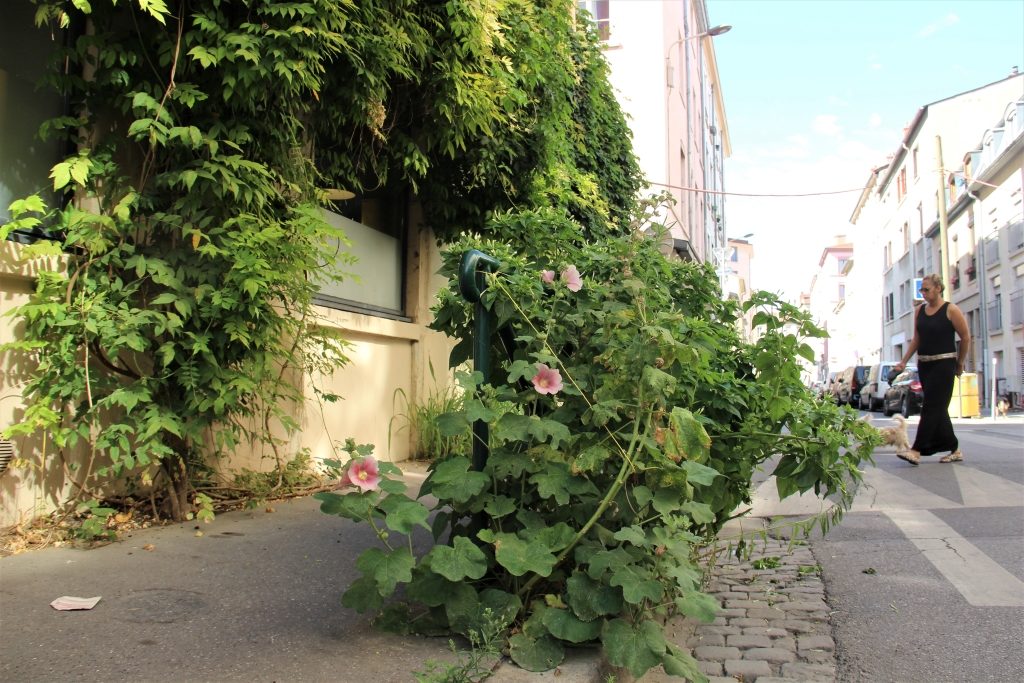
top-left (508, 633), bottom-right (565, 672)
top-left (662, 643), bottom-right (709, 682)
top-left (681, 460), bottom-right (721, 487)
top-left (341, 575), bottom-right (385, 613)
top-left (379, 495), bottom-right (431, 534)
top-left (542, 607), bottom-right (602, 643)
top-left (565, 572), bottom-right (623, 621)
top-left (601, 619), bottom-right (665, 679)
top-left (355, 547), bottom-right (414, 596)
top-left (675, 590), bottom-right (720, 623)
top-left (427, 536), bottom-right (488, 581)
top-left (610, 565), bottom-right (664, 605)
top-left (479, 530), bottom-right (557, 577)
top-left (663, 407), bottom-right (711, 462)
top-left (428, 456), bottom-right (489, 503)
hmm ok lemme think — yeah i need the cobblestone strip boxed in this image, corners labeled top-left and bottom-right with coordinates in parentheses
top-left (685, 538), bottom-right (836, 683)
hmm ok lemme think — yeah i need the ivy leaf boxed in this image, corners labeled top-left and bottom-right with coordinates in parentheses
top-left (565, 571), bottom-right (623, 621)
top-left (601, 619), bottom-right (665, 679)
top-left (508, 633), bottom-right (565, 672)
top-left (427, 536), bottom-right (488, 581)
top-left (541, 607), bottom-right (601, 643)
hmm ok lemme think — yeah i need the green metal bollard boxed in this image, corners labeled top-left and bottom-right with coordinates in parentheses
top-left (458, 250), bottom-right (501, 472)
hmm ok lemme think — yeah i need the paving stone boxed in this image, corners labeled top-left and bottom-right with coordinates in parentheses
top-left (697, 659), bottom-right (724, 676)
top-left (782, 661), bottom-right (837, 679)
top-left (732, 617), bottom-right (769, 628)
top-left (772, 618), bottom-right (815, 632)
top-left (747, 607), bottom-right (787, 620)
top-left (743, 626), bottom-right (788, 637)
top-left (725, 599), bottom-right (769, 609)
top-left (727, 634), bottom-right (773, 648)
top-left (687, 633), bottom-right (725, 648)
top-left (718, 607), bottom-right (747, 618)
top-left (781, 600), bottom-right (830, 612)
top-left (801, 649), bottom-right (837, 665)
top-left (799, 635), bottom-right (836, 651)
top-left (724, 658), bottom-right (773, 680)
top-left (710, 616), bottom-right (729, 626)
top-left (743, 647), bottom-right (797, 664)
top-left (693, 645), bottom-right (740, 661)
top-left (697, 625), bottom-right (744, 636)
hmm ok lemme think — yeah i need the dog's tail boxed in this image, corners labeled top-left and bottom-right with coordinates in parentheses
top-left (892, 413), bottom-right (906, 425)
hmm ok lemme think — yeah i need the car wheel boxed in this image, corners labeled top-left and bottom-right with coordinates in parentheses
top-left (883, 399), bottom-right (892, 417)
top-left (901, 395), bottom-right (910, 418)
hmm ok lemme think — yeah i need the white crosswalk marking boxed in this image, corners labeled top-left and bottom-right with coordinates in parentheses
top-left (953, 465), bottom-right (1024, 507)
top-left (884, 508), bottom-right (1024, 607)
top-left (852, 466), bottom-right (958, 511)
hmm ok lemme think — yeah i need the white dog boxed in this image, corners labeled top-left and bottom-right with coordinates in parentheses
top-left (859, 414), bottom-right (911, 454)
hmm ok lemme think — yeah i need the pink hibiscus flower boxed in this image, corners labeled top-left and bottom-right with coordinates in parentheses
top-left (541, 269), bottom-right (556, 284)
top-left (347, 456), bottom-right (381, 492)
top-left (561, 266), bottom-right (582, 292)
top-left (531, 363), bottom-right (564, 395)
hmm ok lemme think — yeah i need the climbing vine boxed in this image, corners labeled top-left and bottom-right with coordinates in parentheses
top-left (1, 0), bottom-right (641, 521)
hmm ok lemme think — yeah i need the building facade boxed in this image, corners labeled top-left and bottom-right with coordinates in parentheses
top-left (850, 73), bottom-right (1023, 408)
top-left (585, 0), bottom-right (730, 268)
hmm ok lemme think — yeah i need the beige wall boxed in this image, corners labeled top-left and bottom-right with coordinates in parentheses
top-left (0, 222), bottom-right (457, 527)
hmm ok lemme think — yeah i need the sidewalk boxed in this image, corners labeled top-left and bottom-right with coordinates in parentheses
top-left (0, 467), bottom-right (834, 683)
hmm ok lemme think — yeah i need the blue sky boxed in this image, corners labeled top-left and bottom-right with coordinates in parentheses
top-left (709, 0), bottom-right (1024, 302)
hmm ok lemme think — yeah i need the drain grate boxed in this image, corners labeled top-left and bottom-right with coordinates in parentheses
top-left (0, 439), bottom-right (14, 474)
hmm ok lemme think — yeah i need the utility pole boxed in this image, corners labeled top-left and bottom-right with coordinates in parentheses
top-left (936, 136), bottom-right (951, 288)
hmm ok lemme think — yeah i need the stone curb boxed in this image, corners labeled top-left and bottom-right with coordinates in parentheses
top-left (491, 522), bottom-right (836, 683)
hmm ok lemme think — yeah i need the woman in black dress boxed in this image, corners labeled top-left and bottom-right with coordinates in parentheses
top-left (892, 274), bottom-right (971, 465)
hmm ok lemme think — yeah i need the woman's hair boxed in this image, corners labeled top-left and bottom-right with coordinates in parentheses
top-left (922, 273), bottom-right (944, 293)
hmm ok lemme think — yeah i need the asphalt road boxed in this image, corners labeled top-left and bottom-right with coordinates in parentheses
top-left (815, 415), bottom-right (1024, 683)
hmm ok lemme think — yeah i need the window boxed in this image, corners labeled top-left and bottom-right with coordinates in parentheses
top-left (315, 186), bottom-right (409, 319)
top-left (902, 222), bottom-right (909, 252)
top-left (916, 204), bottom-right (924, 238)
top-left (838, 284), bottom-right (845, 301)
top-left (1010, 289), bottom-right (1024, 327)
top-left (897, 168), bottom-right (907, 201)
top-left (1, 0), bottom-right (67, 241)
top-left (836, 257), bottom-right (849, 274)
top-left (989, 292), bottom-right (1002, 332)
top-left (577, 1), bottom-right (610, 41)
top-left (729, 246), bottom-right (738, 261)
top-left (912, 146), bottom-right (919, 179)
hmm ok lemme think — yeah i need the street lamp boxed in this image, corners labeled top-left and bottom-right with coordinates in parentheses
top-left (665, 25), bottom-right (732, 87)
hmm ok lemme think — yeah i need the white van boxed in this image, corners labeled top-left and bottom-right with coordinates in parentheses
top-left (859, 362), bottom-right (905, 411)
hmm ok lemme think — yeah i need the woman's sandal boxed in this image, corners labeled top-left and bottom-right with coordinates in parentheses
top-left (940, 450), bottom-right (963, 463)
top-left (897, 449), bottom-right (920, 466)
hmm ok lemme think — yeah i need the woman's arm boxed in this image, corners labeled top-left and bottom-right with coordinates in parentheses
top-left (895, 305), bottom-right (922, 372)
top-left (948, 303), bottom-right (971, 376)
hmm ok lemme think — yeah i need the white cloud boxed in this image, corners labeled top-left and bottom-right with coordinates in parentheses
top-left (869, 113), bottom-right (883, 127)
top-left (918, 12), bottom-right (959, 38)
top-left (812, 114), bottom-right (842, 137)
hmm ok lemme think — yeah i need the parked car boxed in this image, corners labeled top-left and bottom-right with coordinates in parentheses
top-left (836, 365), bottom-right (870, 407)
top-left (883, 368), bottom-right (924, 417)
top-left (859, 361), bottom-right (904, 411)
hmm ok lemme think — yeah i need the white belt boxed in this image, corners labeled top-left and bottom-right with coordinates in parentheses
top-left (917, 352), bottom-right (957, 362)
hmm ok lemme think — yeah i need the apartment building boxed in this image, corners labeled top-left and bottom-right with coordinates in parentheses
top-left (582, 0), bottom-right (730, 268)
top-left (850, 73), bottom-right (1024, 407)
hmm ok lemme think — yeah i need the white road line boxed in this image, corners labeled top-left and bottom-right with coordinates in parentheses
top-left (885, 508), bottom-right (1024, 607)
top-left (953, 465), bottom-right (1024, 507)
top-left (852, 466), bottom-right (960, 512)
